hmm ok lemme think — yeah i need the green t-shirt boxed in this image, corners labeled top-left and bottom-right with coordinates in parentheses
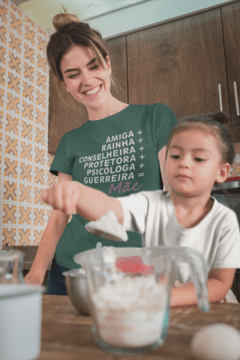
top-left (50, 103), bottom-right (178, 269)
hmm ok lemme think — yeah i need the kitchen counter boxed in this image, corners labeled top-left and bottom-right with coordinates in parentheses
top-left (39, 295), bottom-right (240, 360)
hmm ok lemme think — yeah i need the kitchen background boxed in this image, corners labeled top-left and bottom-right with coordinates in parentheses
top-left (0, 0), bottom-right (240, 248)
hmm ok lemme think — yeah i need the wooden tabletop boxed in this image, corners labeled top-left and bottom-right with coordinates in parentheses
top-left (39, 295), bottom-right (240, 360)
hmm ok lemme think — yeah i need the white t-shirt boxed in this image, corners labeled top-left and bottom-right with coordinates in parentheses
top-left (118, 191), bottom-right (240, 285)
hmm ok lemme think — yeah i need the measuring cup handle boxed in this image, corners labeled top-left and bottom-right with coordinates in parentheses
top-left (170, 247), bottom-right (210, 312)
top-left (185, 249), bottom-right (210, 312)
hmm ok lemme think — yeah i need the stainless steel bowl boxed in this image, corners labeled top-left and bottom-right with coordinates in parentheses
top-left (62, 268), bottom-right (90, 315)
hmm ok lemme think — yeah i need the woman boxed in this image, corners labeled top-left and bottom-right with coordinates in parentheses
top-left (25, 12), bottom-right (178, 294)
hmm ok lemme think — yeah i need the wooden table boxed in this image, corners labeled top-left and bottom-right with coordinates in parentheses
top-left (39, 295), bottom-right (240, 360)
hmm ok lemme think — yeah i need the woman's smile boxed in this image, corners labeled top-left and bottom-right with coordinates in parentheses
top-left (83, 85), bottom-right (101, 96)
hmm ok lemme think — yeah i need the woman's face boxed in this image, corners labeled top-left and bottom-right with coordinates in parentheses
top-left (60, 45), bottom-right (112, 114)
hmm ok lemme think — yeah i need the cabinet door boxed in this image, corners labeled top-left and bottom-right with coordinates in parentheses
top-left (48, 36), bottom-right (128, 154)
top-left (222, 1), bottom-right (240, 127)
top-left (127, 9), bottom-right (229, 121)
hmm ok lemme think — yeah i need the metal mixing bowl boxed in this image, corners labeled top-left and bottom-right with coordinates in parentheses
top-left (62, 268), bottom-right (90, 315)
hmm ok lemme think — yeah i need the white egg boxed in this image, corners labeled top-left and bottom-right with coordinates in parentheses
top-left (191, 323), bottom-right (240, 360)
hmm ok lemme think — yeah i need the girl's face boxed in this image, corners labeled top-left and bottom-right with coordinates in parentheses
top-left (166, 128), bottom-right (230, 198)
top-left (60, 45), bottom-right (112, 116)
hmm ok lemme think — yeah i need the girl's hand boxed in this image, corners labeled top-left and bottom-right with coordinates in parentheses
top-left (41, 181), bottom-right (81, 215)
top-left (42, 179), bottom-right (123, 223)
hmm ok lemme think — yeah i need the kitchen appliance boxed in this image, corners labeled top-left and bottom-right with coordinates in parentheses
top-left (212, 176), bottom-right (240, 302)
top-left (212, 177), bottom-right (240, 223)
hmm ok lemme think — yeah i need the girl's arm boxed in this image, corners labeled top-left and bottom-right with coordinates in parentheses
top-left (24, 173), bottom-right (71, 285)
top-left (170, 268), bottom-right (236, 306)
top-left (41, 180), bottom-right (124, 224)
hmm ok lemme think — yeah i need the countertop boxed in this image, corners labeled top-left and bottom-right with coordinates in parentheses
top-left (39, 295), bottom-right (240, 360)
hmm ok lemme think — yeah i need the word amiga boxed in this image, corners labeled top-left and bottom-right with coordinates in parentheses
top-left (80, 131), bottom-right (137, 185)
top-left (79, 131), bottom-right (144, 194)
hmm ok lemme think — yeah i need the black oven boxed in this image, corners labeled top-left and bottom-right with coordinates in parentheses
top-left (211, 177), bottom-right (240, 302)
top-left (212, 178), bottom-right (240, 224)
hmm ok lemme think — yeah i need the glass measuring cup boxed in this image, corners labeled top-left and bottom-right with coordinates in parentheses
top-left (74, 245), bottom-right (210, 355)
top-left (0, 249), bottom-right (25, 284)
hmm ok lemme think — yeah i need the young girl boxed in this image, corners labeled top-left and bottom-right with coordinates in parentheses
top-left (41, 112), bottom-right (240, 305)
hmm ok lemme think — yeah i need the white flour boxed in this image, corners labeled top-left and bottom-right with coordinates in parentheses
top-left (85, 211), bottom-right (128, 242)
top-left (91, 276), bottom-right (167, 348)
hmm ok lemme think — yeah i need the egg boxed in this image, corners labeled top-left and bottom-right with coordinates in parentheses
top-left (191, 323), bottom-right (240, 360)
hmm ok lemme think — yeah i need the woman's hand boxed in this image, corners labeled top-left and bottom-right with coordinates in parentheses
top-left (41, 181), bottom-right (81, 215)
top-left (24, 272), bottom-right (43, 285)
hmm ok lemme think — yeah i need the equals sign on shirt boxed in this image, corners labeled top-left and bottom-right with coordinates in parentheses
top-left (138, 173), bottom-right (144, 177)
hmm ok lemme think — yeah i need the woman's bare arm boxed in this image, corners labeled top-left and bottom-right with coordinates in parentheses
top-left (24, 173), bottom-right (71, 285)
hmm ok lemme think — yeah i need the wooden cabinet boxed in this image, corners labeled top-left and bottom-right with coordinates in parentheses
top-left (222, 1), bottom-right (240, 126)
top-left (127, 9), bottom-right (229, 120)
top-left (48, 74), bottom-right (87, 154)
top-left (48, 36), bottom-right (128, 154)
top-left (127, 2), bottom-right (240, 142)
top-left (106, 36), bottom-right (128, 104)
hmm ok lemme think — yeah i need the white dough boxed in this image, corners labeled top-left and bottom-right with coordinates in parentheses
top-left (191, 323), bottom-right (240, 360)
top-left (85, 210), bottom-right (128, 242)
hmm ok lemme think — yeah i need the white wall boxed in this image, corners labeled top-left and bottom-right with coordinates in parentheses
top-left (87, 0), bottom-right (232, 39)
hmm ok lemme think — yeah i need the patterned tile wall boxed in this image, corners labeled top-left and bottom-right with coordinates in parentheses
top-left (0, 0), bottom-right (55, 247)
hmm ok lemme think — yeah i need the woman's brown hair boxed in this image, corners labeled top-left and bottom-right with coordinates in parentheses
top-left (47, 12), bottom-right (109, 82)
